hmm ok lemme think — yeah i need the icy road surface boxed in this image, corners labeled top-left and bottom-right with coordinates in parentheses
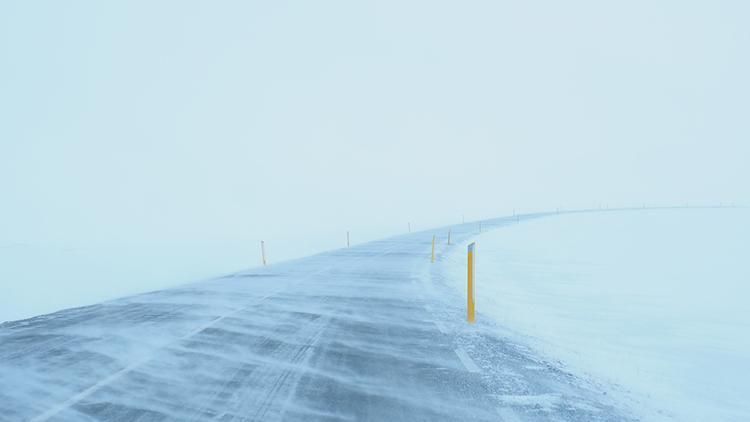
top-left (0, 214), bottom-right (634, 421)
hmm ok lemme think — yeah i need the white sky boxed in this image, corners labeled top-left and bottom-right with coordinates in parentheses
top-left (2, 1), bottom-right (749, 257)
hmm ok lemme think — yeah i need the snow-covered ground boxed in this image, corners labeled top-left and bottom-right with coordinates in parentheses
top-left (0, 228), bottom-right (398, 323)
top-left (0, 242), bottom-right (242, 322)
top-left (444, 208), bottom-right (750, 421)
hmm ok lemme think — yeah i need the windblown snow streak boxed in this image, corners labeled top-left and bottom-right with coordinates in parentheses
top-left (0, 214), bottom-right (634, 421)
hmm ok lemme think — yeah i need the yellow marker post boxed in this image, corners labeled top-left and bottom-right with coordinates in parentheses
top-left (261, 240), bottom-right (267, 266)
top-left (431, 235), bottom-right (436, 263)
top-left (467, 242), bottom-right (476, 323)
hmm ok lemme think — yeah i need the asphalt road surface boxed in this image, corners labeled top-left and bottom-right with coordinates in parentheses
top-left (0, 213), bottom-right (635, 421)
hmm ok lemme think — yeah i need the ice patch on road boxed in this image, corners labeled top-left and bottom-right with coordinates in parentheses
top-left (493, 393), bottom-right (562, 411)
top-left (454, 348), bottom-right (480, 373)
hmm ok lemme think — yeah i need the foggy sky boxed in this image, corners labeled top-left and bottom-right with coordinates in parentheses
top-left (2, 0), bottom-right (749, 258)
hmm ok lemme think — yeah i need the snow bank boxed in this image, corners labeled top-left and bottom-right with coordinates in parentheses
top-left (443, 208), bottom-right (750, 421)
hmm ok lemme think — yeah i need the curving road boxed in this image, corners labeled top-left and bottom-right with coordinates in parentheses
top-left (0, 213), bottom-right (635, 421)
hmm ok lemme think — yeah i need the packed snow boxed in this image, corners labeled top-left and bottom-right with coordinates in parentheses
top-left (443, 208), bottom-right (750, 421)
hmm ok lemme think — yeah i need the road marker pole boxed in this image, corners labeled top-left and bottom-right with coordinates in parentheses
top-left (447, 228), bottom-right (452, 245)
top-left (261, 240), bottom-right (267, 266)
top-left (408, 222), bottom-right (411, 233)
top-left (431, 235), bottom-right (436, 263)
top-left (467, 242), bottom-right (476, 323)
top-left (347, 231), bottom-right (350, 248)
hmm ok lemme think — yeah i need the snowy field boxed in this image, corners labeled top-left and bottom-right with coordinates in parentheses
top-left (0, 227), bottom-right (399, 323)
top-left (444, 208), bottom-right (749, 421)
top-left (0, 241), bottom-right (251, 323)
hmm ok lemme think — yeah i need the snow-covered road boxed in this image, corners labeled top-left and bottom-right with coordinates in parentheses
top-left (0, 213), bottom-right (634, 421)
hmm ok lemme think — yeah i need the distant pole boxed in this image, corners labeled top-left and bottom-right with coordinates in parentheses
top-left (261, 241), bottom-right (267, 266)
top-left (447, 228), bottom-right (452, 245)
top-left (347, 231), bottom-right (350, 248)
top-left (431, 235), bottom-right (436, 263)
top-left (408, 222), bottom-right (411, 233)
top-left (467, 242), bottom-right (476, 323)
